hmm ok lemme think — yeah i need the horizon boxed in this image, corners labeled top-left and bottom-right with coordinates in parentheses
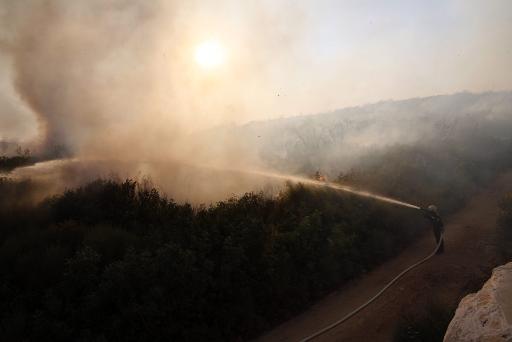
top-left (1, 90), bottom-right (511, 144)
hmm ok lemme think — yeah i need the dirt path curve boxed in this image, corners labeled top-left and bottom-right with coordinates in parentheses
top-left (257, 172), bottom-right (512, 342)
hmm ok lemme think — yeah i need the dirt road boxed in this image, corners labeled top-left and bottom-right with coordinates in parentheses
top-left (257, 172), bottom-right (512, 342)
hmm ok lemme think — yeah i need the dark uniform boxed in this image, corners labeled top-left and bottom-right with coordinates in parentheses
top-left (421, 205), bottom-right (444, 254)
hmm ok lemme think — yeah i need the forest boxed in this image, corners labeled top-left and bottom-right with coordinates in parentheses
top-left (1, 132), bottom-right (512, 341)
top-left (0, 176), bottom-right (423, 341)
top-left (0, 149), bottom-right (34, 173)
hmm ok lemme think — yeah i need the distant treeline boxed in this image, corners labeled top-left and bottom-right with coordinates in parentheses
top-left (0, 143), bottom-right (71, 173)
top-left (199, 92), bottom-right (512, 177)
top-left (0, 149), bottom-right (34, 173)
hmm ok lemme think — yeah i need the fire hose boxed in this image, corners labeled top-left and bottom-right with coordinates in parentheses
top-left (300, 232), bottom-right (444, 342)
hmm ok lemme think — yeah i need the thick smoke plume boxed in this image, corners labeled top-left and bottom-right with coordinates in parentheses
top-left (1, 0), bottom-right (304, 165)
top-left (6, 1), bottom-right (175, 158)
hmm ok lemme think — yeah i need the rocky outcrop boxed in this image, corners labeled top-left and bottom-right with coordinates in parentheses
top-left (444, 262), bottom-right (512, 342)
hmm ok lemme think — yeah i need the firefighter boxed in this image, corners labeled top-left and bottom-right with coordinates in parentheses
top-left (421, 204), bottom-right (444, 254)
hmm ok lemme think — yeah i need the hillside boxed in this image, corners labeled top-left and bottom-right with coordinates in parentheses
top-left (195, 92), bottom-right (512, 175)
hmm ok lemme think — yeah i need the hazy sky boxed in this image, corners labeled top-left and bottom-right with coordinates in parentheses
top-left (0, 0), bottom-right (511, 149)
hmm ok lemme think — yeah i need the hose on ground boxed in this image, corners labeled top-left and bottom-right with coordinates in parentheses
top-left (300, 233), bottom-right (444, 342)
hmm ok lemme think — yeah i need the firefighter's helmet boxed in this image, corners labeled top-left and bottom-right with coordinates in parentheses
top-left (427, 204), bottom-right (438, 214)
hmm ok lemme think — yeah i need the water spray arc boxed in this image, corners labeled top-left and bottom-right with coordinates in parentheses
top-left (259, 170), bottom-right (420, 209)
top-left (212, 166), bottom-right (421, 210)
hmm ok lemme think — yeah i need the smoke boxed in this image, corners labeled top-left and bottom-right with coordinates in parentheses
top-left (0, 0), bottom-right (308, 202)
top-left (1, 1), bottom-right (512, 203)
top-left (4, 1), bottom-right (173, 157)
top-left (0, 0), bottom-right (306, 164)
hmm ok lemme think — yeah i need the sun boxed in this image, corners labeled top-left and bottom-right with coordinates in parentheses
top-left (194, 40), bottom-right (226, 70)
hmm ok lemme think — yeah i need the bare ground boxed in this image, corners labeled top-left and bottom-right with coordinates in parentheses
top-left (257, 172), bottom-right (512, 342)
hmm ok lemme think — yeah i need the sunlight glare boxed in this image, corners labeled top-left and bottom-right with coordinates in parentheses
top-left (194, 40), bottom-right (226, 70)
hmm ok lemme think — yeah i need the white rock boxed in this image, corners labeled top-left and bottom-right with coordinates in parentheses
top-left (444, 262), bottom-right (512, 342)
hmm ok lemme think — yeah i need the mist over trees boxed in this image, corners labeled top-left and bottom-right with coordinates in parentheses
top-left (196, 92), bottom-right (512, 176)
top-left (3, 91), bottom-right (512, 206)
top-left (2, 91), bottom-right (512, 340)
top-left (2, 129), bottom-right (512, 341)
